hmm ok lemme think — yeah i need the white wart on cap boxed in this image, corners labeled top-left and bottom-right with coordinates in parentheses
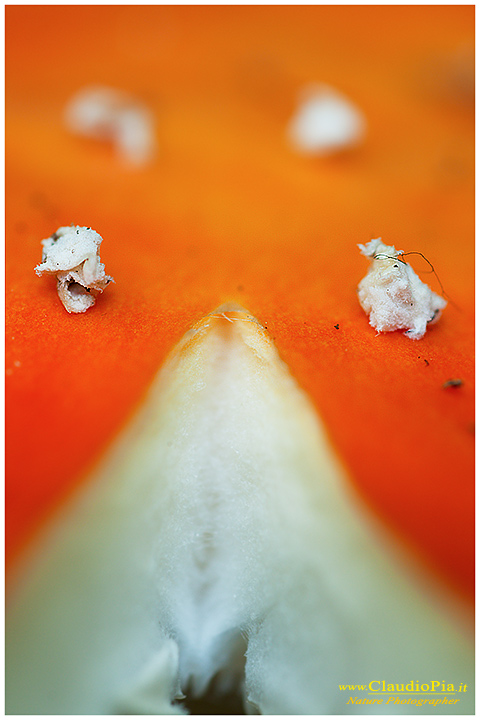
top-left (288, 84), bottom-right (366, 155)
top-left (35, 226), bottom-right (114, 313)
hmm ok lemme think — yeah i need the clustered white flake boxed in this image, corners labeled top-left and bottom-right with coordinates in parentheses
top-left (64, 86), bottom-right (156, 166)
top-left (357, 238), bottom-right (447, 340)
top-left (35, 225), bottom-right (114, 313)
top-left (287, 84), bottom-right (366, 155)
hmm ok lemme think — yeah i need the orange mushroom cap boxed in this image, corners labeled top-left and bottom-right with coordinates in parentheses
top-left (6, 6), bottom-right (474, 601)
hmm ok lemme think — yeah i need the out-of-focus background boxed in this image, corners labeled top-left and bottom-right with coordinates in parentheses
top-left (6, 6), bottom-right (474, 598)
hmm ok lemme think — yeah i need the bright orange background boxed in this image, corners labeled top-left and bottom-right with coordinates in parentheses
top-left (6, 6), bottom-right (474, 599)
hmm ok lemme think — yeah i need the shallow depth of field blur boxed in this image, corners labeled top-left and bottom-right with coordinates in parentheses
top-left (6, 0), bottom-right (474, 680)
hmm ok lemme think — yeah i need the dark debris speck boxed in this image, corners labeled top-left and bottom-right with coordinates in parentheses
top-left (442, 378), bottom-right (463, 389)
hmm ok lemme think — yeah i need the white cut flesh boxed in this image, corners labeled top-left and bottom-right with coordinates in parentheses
top-left (6, 305), bottom-right (473, 714)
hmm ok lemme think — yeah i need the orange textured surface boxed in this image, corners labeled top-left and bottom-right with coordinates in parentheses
top-left (6, 6), bottom-right (474, 598)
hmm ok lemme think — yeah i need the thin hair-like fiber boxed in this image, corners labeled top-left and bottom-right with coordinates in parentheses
top-left (373, 250), bottom-right (458, 310)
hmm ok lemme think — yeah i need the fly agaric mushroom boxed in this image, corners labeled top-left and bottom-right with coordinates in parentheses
top-left (6, 307), bottom-right (474, 714)
top-left (6, 4), bottom-right (474, 716)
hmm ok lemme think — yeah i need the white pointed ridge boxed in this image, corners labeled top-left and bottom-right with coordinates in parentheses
top-left (6, 305), bottom-right (473, 714)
